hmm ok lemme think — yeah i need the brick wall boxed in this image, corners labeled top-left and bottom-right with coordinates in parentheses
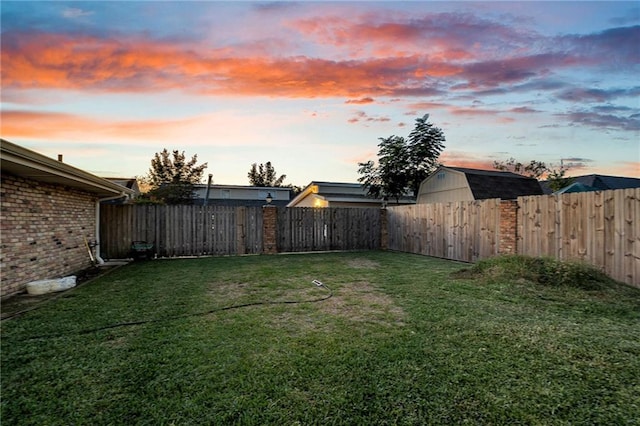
top-left (498, 200), bottom-right (518, 255)
top-left (1, 173), bottom-right (97, 297)
top-left (262, 205), bottom-right (278, 254)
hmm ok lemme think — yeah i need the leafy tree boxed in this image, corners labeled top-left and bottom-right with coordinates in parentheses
top-left (145, 148), bottom-right (208, 204)
top-left (358, 114), bottom-right (445, 202)
top-left (493, 157), bottom-right (574, 192)
top-left (493, 158), bottom-right (547, 179)
top-left (247, 161), bottom-right (287, 187)
top-left (546, 168), bottom-right (575, 192)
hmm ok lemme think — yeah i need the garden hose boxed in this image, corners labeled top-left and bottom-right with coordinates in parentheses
top-left (4, 280), bottom-right (332, 341)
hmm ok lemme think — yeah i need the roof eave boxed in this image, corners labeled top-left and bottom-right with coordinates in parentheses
top-left (1, 139), bottom-right (135, 198)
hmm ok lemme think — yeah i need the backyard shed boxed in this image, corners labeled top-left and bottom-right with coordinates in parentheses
top-left (0, 139), bottom-right (134, 297)
top-left (417, 166), bottom-right (543, 204)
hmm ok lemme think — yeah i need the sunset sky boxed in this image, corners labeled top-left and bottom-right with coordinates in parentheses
top-left (2, 1), bottom-right (639, 187)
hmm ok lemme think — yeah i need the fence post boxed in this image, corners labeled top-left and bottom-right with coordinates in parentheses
top-left (380, 208), bottom-right (388, 250)
top-left (262, 206), bottom-right (278, 254)
top-left (499, 200), bottom-right (518, 255)
top-left (236, 207), bottom-right (246, 255)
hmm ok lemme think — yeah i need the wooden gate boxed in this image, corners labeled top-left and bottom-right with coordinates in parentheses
top-left (276, 207), bottom-right (381, 252)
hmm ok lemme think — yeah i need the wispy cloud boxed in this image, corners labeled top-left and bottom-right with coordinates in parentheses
top-left (558, 110), bottom-right (640, 131)
top-left (557, 87), bottom-right (640, 102)
top-left (347, 110), bottom-right (391, 125)
top-left (346, 97), bottom-right (375, 105)
top-left (62, 7), bottom-right (94, 19)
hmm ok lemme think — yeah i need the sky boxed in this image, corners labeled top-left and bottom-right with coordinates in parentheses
top-left (1, 1), bottom-right (639, 187)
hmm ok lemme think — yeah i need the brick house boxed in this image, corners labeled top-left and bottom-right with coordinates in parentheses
top-left (1, 140), bottom-right (134, 298)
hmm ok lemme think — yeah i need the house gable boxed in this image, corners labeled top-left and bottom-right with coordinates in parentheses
top-left (287, 181), bottom-right (412, 208)
top-left (417, 167), bottom-right (474, 203)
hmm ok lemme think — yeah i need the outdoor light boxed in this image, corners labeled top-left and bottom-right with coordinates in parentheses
top-left (266, 192), bottom-right (273, 204)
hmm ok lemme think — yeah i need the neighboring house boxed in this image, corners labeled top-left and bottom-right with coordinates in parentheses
top-left (0, 139), bottom-right (134, 298)
top-left (541, 174), bottom-right (640, 194)
top-left (192, 184), bottom-right (291, 207)
top-left (102, 178), bottom-right (141, 204)
top-left (552, 182), bottom-right (599, 194)
top-left (417, 166), bottom-right (543, 204)
top-left (287, 181), bottom-right (414, 208)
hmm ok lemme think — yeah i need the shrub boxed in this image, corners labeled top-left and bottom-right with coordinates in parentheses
top-left (462, 255), bottom-right (615, 290)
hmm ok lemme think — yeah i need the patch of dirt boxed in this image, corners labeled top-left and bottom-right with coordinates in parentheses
top-left (346, 258), bottom-right (381, 269)
top-left (207, 281), bottom-right (254, 300)
top-left (207, 279), bottom-right (405, 331)
top-left (319, 281), bottom-right (405, 327)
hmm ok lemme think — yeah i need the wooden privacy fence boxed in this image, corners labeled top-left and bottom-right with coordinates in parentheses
top-left (518, 188), bottom-right (639, 286)
top-left (100, 205), bottom-right (263, 258)
top-left (100, 205), bottom-right (381, 259)
top-left (387, 189), bottom-right (639, 287)
top-left (386, 199), bottom-right (501, 262)
top-left (101, 189), bottom-right (639, 286)
top-left (277, 207), bottom-right (381, 252)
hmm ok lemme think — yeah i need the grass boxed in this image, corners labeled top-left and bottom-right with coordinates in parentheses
top-left (2, 251), bottom-right (639, 425)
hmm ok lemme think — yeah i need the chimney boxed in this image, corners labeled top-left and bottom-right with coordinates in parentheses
top-left (57, 154), bottom-right (63, 162)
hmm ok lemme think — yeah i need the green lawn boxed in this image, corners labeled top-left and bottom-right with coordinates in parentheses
top-left (2, 251), bottom-right (639, 425)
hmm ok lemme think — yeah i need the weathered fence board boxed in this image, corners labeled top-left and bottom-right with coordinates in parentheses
top-left (276, 207), bottom-right (380, 252)
top-left (100, 205), bottom-right (263, 258)
top-left (386, 199), bottom-right (501, 262)
top-left (518, 188), bottom-right (640, 286)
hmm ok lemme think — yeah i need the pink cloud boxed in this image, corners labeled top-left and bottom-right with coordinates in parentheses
top-left (345, 97), bottom-right (375, 104)
top-left (2, 32), bottom-right (461, 98)
top-left (0, 110), bottom-right (198, 140)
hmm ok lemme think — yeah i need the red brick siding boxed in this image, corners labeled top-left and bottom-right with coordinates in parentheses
top-left (499, 200), bottom-right (518, 255)
top-left (262, 206), bottom-right (278, 254)
top-left (1, 173), bottom-right (97, 297)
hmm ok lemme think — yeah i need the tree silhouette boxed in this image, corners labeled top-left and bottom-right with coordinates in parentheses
top-left (145, 149), bottom-right (208, 204)
top-left (358, 114), bottom-right (445, 202)
top-left (247, 162), bottom-right (287, 187)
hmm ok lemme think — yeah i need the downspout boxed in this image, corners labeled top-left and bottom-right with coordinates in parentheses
top-left (95, 193), bottom-right (128, 264)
